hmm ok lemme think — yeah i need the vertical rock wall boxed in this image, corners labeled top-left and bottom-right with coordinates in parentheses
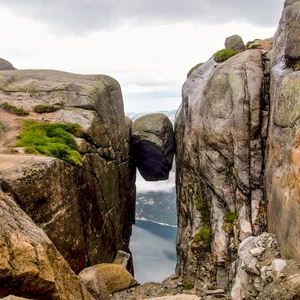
top-left (265, 0), bottom-right (300, 261)
top-left (175, 50), bottom-right (269, 288)
top-left (0, 70), bottom-right (136, 274)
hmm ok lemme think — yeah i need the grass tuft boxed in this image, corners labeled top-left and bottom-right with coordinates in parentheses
top-left (34, 105), bottom-right (60, 114)
top-left (213, 49), bottom-right (236, 63)
top-left (1, 102), bottom-right (29, 116)
top-left (193, 225), bottom-right (212, 246)
top-left (0, 121), bottom-right (5, 133)
top-left (16, 120), bottom-right (83, 166)
top-left (223, 211), bottom-right (237, 233)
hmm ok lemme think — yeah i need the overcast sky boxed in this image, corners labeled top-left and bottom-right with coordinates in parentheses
top-left (0, 0), bottom-right (284, 113)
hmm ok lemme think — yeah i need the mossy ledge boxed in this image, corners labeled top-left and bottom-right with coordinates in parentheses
top-left (1, 102), bottom-right (29, 116)
top-left (213, 49), bottom-right (236, 63)
top-left (16, 120), bottom-right (83, 166)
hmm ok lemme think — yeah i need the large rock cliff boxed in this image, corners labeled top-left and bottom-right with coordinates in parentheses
top-left (175, 0), bottom-right (300, 294)
top-left (265, 0), bottom-right (300, 261)
top-left (175, 49), bottom-right (269, 289)
top-left (0, 70), bottom-right (136, 274)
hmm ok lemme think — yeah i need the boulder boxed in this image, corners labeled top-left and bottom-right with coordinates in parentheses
top-left (131, 113), bottom-right (175, 181)
top-left (1, 297), bottom-right (32, 300)
top-left (0, 58), bottom-right (15, 70)
top-left (79, 264), bottom-right (138, 294)
top-left (0, 190), bottom-right (94, 300)
top-left (78, 267), bottom-right (111, 300)
top-left (0, 69), bottom-right (136, 274)
top-left (225, 34), bottom-right (245, 51)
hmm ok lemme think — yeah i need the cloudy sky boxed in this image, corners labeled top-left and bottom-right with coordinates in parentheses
top-left (0, 0), bottom-right (284, 113)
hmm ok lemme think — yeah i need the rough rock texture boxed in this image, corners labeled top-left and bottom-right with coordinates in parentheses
top-left (0, 69), bottom-right (136, 274)
top-left (146, 296), bottom-right (198, 300)
top-left (78, 267), bottom-right (111, 300)
top-left (225, 35), bottom-right (245, 52)
top-left (246, 38), bottom-right (273, 51)
top-left (175, 49), bottom-right (268, 289)
top-left (0, 190), bottom-right (94, 300)
top-left (81, 264), bottom-right (138, 294)
top-left (131, 113), bottom-right (175, 181)
top-left (231, 233), bottom-right (300, 300)
top-left (1, 297), bottom-right (32, 300)
top-left (0, 58), bottom-right (15, 70)
top-left (265, 0), bottom-right (300, 262)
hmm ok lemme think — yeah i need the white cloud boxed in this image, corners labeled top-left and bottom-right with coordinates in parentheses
top-left (136, 170), bottom-right (176, 193)
top-left (0, 3), bottom-right (281, 113)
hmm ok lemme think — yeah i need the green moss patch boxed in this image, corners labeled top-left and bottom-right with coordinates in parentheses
top-left (214, 49), bottom-right (236, 63)
top-left (187, 63), bottom-right (203, 78)
top-left (223, 211), bottom-right (237, 233)
top-left (34, 105), bottom-right (60, 114)
top-left (193, 225), bottom-right (212, 246)
top-left (1, 102), bottom-right (29, 116)
top-left (0, 121), bottom-right (5, 133)
top-left (195, 195), bottom-right (210, 224)
top-left (16, 120), bottom-right (83, 166)
top-left (182, 280), bottom-right (194, 290)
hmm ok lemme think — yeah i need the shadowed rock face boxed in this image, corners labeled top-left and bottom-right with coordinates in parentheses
top-left (265, 0), bottom-right (300, 261)
top-left (0, 69), bottom-right (136, 274)
top-left (175, 49), bottom-right (267, 288)
top-left (0, 190), bottom-right (94, 300)
top-left (131, 113), bottom-right (175, 181)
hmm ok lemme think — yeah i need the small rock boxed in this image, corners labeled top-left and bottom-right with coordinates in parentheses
top-left (206, 289), bottom-right (225, 295)
top-left (272, 259), bottom-right (287, 281)
top-left (250, 247), bottom-right (265, 257)
top-left (113, 250), bottom-right (131, 268)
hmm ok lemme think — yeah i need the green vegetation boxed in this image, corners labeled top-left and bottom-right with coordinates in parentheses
top-left (193, 225), bottom-right (212, 246)
top-left (34, 105), bottom-right (60, 114)
top-left (0, 121), bottom-right (5, 133)
top-left (292, 59), bottom-right (300, 71)
top-left (214, 49), bottom-right (236, 63)
top-left (195, 195), bottom-right (210, 224)
top-left (187, 63), bottom-right (203, 78)
top-left (16, 120), bottom-right (83, 166)
top-left (1, 102), bottom-right (29, 116)
top-left (182, 280), bottom-right (194, 291)
top-left (223, 211), bottom-right (237, 233)
top-left (194, 195), bottom-right (212, 247)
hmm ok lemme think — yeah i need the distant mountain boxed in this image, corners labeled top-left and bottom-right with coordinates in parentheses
top-left (126, 109), bottom-right (177, 124)
top-left (136, 187), bottom-right (177, 227)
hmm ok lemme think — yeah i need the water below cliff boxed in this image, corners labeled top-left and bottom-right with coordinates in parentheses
top-left (130, 220), bottom-right (177, 283)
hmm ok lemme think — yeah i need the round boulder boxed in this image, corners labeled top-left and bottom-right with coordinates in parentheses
top-left (225, 35), bottom-right (245, 52)
top-left (79, 264), bottom-right (138, 294)
top-left (131, 113), bottom-right (175, 181)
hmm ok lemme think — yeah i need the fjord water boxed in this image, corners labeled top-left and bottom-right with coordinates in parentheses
top-left (130, 220), bottom-right (177, 283)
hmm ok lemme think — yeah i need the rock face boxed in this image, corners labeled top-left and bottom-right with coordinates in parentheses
top-left (0, 70), bottom-right (136, 274)
top-left (175, 0), bottom-right (300, 295)
top-left (175, 49), bottom-right (268, 289)
top-left (225, 34), bottom-right (245, 51)
top-left (265, 0), bottom-right (300, 262)
top-left (131, 113), bottom-right (175, 181)
top-left (0, 58), bottom-right (15, 70)
top-left (0, 190), bottom-right (94, 300)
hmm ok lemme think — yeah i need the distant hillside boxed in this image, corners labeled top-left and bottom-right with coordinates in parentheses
top-left (126, 109), bottom-right (177, 124)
